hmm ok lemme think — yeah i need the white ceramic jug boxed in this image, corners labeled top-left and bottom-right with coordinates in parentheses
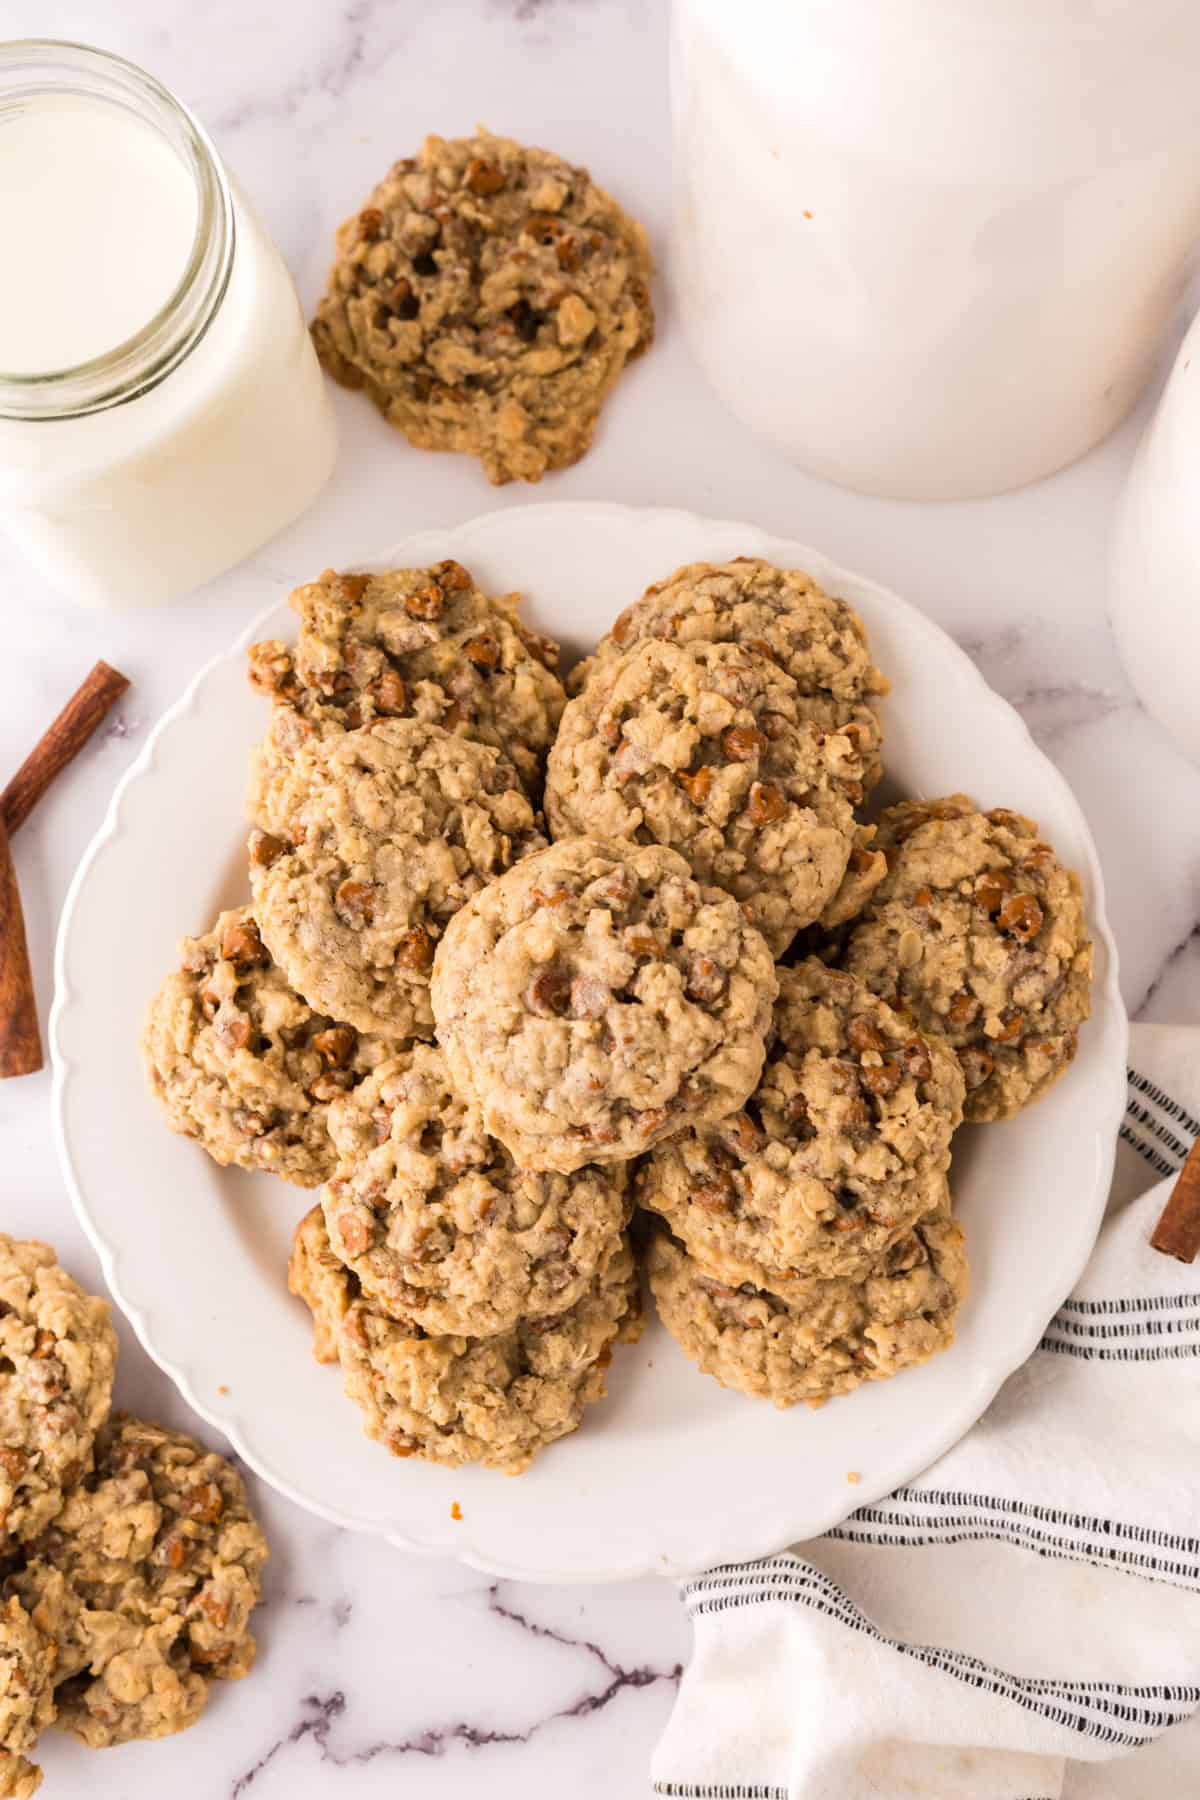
top-left (671, 0), bottom-right (1200, 499)
top-left (1110, 306), bottom-right (1200, 766)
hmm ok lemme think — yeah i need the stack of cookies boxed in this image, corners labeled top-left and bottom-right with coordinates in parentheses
top-left (0, 1236), bottom-right (267, 1796)
top-left (143, 554), bottom-right (1094, 1472)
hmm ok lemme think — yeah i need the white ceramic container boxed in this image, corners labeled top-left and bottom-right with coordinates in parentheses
top-left (671, 0), bottom-right (1200, 499)
top-left (1111, 306), bottom-right (1200, 765)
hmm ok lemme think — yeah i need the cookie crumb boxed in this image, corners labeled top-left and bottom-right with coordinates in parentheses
top-left (847, 1471), bottom-right (861, 1485)
top-left (450, 1502), bottom-right (463, 1521)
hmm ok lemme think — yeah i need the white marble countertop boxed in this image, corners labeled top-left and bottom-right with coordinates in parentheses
top-left (2, 1), bottom-right (1200, 1795)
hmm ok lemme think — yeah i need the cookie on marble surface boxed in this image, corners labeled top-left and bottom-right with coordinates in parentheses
top-left (289, 1209), bottom-right (641, 1473)
top-left (0, 1237), bottom-right (117, 1550)
top-left (143, 906), bottom-right (398, 1188)
top-left (430, 837), bottom-right (778, 1174)
top-left (637, 959), bottom-right (965, 1294)
top-left (545, 640), bottom-right (860, 955)
top-left (311, 129), bottom-right (653, 485)
top-left (0, 1594), bottom-right (56, 1798)
top-left (647, 1201), bottom-right (966, 1408)
top-left (323, 1045), bottom-right (630, 1337)
top-left (6, 1416), bottom-right (266, 1751)
top-left (249, 720), bottom-right (545, 1040)
top-left (568, 557), bottom-right (887, 787)
top-left (842, 796), bottom-right (1093, 1122)
top-left (248, 561), bottom-right (564, 792)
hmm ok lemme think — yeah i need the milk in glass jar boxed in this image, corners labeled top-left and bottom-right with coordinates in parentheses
top-left (671, 0), bottom-right (1200, 499)
top-left (0, 41), bottom-right (336, 608)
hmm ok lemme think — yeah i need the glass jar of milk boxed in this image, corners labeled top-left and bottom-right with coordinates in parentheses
top-left (0, 41), bottom-right (336, 609)
top-left (1110, 308), bottom-right (1200, 766)
top-left (671, 0), bottom-right (1200, 500)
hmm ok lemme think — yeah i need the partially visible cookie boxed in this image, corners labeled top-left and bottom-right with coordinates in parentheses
top-left (647, 1202), bottom-right (967, 1408)
top-left (569, 558), bottom-right (887, 786)
top-left (430, 837), bottom-right (778, 1173)
top-left (143, 906), bottom-right (397, 1188)
top-left (546, 640), bottom-right (859, 954)
top-left (311, 130), bottom-right (653, 485)
top-left (288, 1206), bottom-right (353, 1366)
top-left (248, 561), bottom-right (565, 792)
top-left (0, 1594), bottom-right (56, 1798)
top-left (289, 1209), bottom-right (641, 1473)
top-left (842, 796), bottom-right (1093, 1122)
top-left (0, 1238), bottom-right (117, 1549)
top-left (7, 1417), bottom-right (267, 1750)
top-left (637, 960), bottom-right (964, 1292)
top-left (818, 828), bottom-right (888, 930)
top-left (250, 720), bottom-right (545, 1039)
top-left (323, 1047), bottom-right (630, 1337)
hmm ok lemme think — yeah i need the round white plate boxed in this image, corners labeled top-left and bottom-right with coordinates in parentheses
top-left (52, 503), bottom-right (1127, 1583)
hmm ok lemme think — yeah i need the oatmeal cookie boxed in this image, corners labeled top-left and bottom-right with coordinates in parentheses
top-left (323, 1046), bottom-right (629, 1337)
top-left (289, 1209), bottom-right (641, 1473)
top-left (842, 796), bottom-right (1093, 1122)
top-left (0, 1238), bottom-right (117, 1549)
top-left (430, 837), bottom-right (778, 1173)
top-left (569, 558), bottom-right (888, 786)
top-left (545, 640), bottom-right (860, 954)
top-left (248, 561), bottom-right (565, 792)
top-left (0, 1595), bottom-right (56, 1798)
top-left (143, 906), bottom-right (397, 1187)
top-left (637, 960), bottom-right (964, 1292)
top-left (311, 129), bottom-right (653, 485)
top-left (647, 1202), bottom-right (967, 1408)
top-left (249, 720), bottom-right (545, 1039)
top-left (7, 1417), bottom-right (267, 1750)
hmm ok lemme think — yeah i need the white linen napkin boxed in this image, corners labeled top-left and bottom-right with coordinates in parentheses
top-left (652, 1022), bottom-right (1200, 1800)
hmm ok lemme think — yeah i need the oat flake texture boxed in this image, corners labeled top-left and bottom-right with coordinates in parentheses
top-left (647, 1202), bottom-right (967, 1409)
top-left (311, 130), bottom-right (654, 485)
top-left (841, 796), bottom-right (1093, 1122)
top-left (248, 560), bottom-right (565, 792)
top-left (0, 1237), bottom-right (117, 1550)
top-left (289, 1208), bottom-right (641, 1473)
top-left (547, 638), bottom-right (860, 954)
top-left (142, 906), bottom-right (399, 1188)
top-left (430, 837), bottom-right (778, 1174)
top-left (637, 958), bottom-right (965, 1296)
top-left (323, 1044), bottom-right (630, 1337)
top-left (5, 1416), bottom-right (267, 1750)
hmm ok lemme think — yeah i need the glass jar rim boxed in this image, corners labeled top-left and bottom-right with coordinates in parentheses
top-left (0, 39), bottom-right (235, 420)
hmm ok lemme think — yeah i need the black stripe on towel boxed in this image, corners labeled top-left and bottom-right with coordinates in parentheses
top-left (1057, 1293), bottom-right (1200, 1316)
top-left (1123, 1097), bottom-right (1193, 1166)
top-left (1038, 1337), bottom-right (1200, 1364)
top-left (1127, 1068), bottom-right (1200, 1141)
top-left (1119, 1123), bottom-right (1179, 1181)
top-left (819, 1488), bottom-right (1200, 1589)
top-left (653, 1786), bottom-right (788, 1799)
top-left (1046, 1311), bottom-right (1200, 1339)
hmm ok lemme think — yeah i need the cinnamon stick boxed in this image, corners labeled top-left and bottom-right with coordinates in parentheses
top-left (1, 660), bottom-right (129, 837)
top-left (0, 813), bottom-right (42, 1078)
top-left (1150, 1137), bottom-right (1200, 1263)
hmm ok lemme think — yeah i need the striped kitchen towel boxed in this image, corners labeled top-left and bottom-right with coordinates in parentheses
top-left (652, 1022), bottom-right (1200, 1800)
